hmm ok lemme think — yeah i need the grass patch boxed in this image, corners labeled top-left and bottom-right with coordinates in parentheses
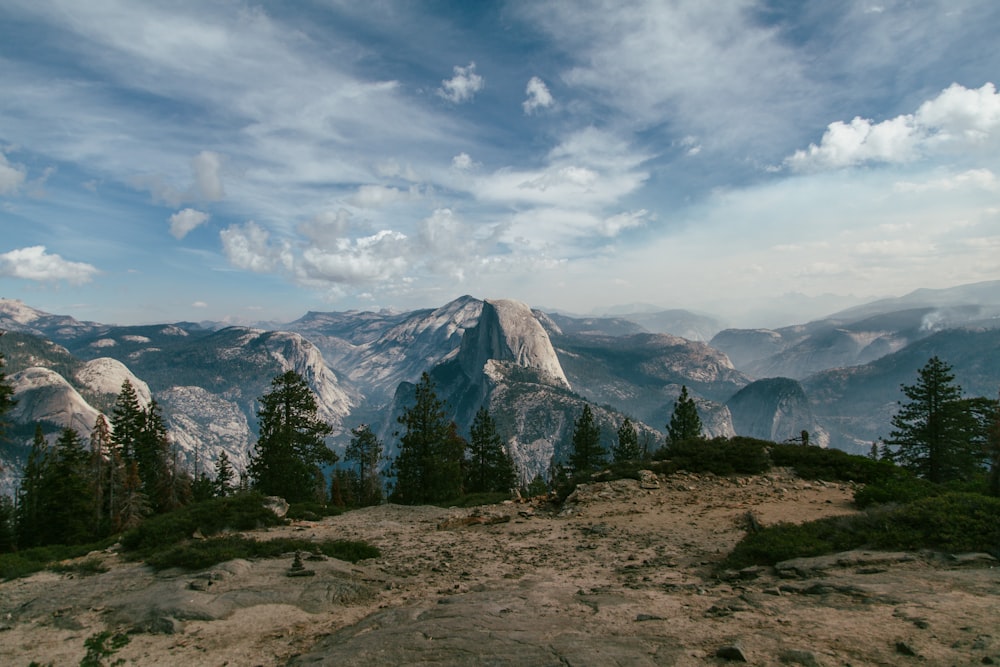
top-left (48, 556), bottom-right (110, 576)
top-left (722, 491), bottom-right (1000, 570)
top-left (143, 535), bottom-right (380, 571)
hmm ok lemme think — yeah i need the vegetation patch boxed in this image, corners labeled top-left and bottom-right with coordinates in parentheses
top-left (722, 491), bottom-right (1000, 570)
top-left (0, 539), bottom-right (116, 581)
top-left (119, 493), bottom-right (285, 557)
top-left (655, 436), bottom-right (771, 476)
top-left (768, 443), bottom-right (899, 484)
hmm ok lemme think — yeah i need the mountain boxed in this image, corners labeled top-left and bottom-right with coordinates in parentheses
top-left (0, 298), bottom-right (107, 342)
top-left (802, 327), bottom-right (1000, 452)
top-left (712, 293), bottom-right (1000, 380)
top-left (726, 377), bottom-right (828, 446)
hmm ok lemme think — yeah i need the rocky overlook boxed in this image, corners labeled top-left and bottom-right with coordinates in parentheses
top-left (2, 469), bottom-right (997, 666)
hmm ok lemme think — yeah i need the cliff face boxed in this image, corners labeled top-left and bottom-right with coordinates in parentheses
top-left (726, 377), bottom-right (828, 446)
top-left (459, 299), bottom-right (569, 389)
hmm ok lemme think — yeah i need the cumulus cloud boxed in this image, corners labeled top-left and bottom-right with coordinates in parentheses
top-left (299, 230), bottom-right (409, 283)
top-left (168, 208), bottom-right (210, 239)
top-left (297, 210), bottom-right (351, 245)
top-left (0, 245), bottom-right (99, 284)
top-left (437, 62), bottom-right (484, 103)
top-left (523, 76), bottom-right (554, 114)
top-left (0, 150), bottom-right (28, 195)
top-left (220, 221), bottom-right (293, 273)
top-left (787, 83), bottom-right (1000, 170)
top-left (192, 301), bottom-right (208, 308)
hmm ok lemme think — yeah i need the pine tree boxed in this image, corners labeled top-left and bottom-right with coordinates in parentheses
top-left (138, 400), bottom-right (174, 512)
top-left (38, 428), bottom-right (95, 545)
top-left (0, 495), bottom-right (14, 553)
top-left (466, 407), bottom-right (517, 494)
top-left (667, 386), bottom-right (703, 444)
top-left (117, 461), bottom-right (150, 531)
top-left (987, 391), bottom-right (1000, 497)
top-left (883, 356), bottom-right (981, 483)
top-left (15, 425), bottom-right (49, 548)
top-left (568, 405), bottom-right (607, 475)
top-left (248, 370), bottom-right (337, 503)
top-left (345, 424), bottom-right (383, 506)
top-left (613, 417), bottom-right (642, 462)
top-left (391, 373), bottom-right (462, 504)
top-left (89, 414), bottom-right (112, 533)
top-left (213, 450), bottom-right (235, 497)
top-left (111, 380), bottom-right (145, 463)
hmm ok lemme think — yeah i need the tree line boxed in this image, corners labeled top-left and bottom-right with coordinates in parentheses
top-left (2, 346), bottom-right (998, 553)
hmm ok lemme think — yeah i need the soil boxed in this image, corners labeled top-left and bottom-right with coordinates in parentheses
top-left (2, 468), bottom-right (997, 666)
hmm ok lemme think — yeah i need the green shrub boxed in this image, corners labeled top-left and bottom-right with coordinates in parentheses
top-left (143, 535), bottom-right (380, 571)
top-left (769, 443), bottom-right (899, 483)
top-left (854, 475), bottom-right (941, 508)
top-left (722, 491), bottom-right (1000, 570)
top-left (120, 492), bottom-right (284, 557)
top-left (0, 539), bottom-right (116, 581)
top-left (656, 437), bottom-right (771, 476)
top-left (49, 556), bottom-right (109, 576)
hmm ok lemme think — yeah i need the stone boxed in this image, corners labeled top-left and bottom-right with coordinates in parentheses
top-left (716, 641), bottom-right (749, 662)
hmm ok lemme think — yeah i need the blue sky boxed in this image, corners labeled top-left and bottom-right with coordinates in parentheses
top-left (1, 1), bottom-right (999, 327)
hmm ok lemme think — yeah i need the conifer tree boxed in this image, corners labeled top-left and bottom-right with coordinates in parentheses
top-left (38, 428), bottom-right (95, 545)
top-left (667, 385), bottom-right (703, 444)
top-left (248, 370), bottom-right (337, 503)
top-left (213, 450), bottom-right (235, 497)
top-left (613, 417), bottom-right (642, 462)
top-left (15, 425), bottom-right (48, 548)
top-left (89, 414), bottom-right (112, 532)
top-left (391, 373), bottom-right (462, 504)
top-left (466, 407), bottom-right (517, 494)
top-left (111, 380), bottom-right (145, 462)
top-left (0, 495), bottom-right (14, 553)
top-left (883, 356), bottom-right (981, 483)
top-left (117, 460), bottom-right (149, 531)
top-left (345, 424), bottom-right (383, 506)
top-left (987, 391), bottom-right (1000, 497)
top-left (568, 404), bottom-right (607, 475)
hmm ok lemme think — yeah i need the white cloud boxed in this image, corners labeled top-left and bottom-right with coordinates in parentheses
top-left (347, 184), bottom-right (417, 209)
top-left (219, 221), bottom-right (293, 273)
top-left (0, 245), bottom-right (99, 284)
top-left (191, 150), bottom-right (224, 200)
top-left (523, 76), bottom-right (554, 114)
top-left (437, 62), bottom-right (484, 103)
top-left (192, 301), bottom-right (208, 308)
top-left (299, 230), bottom-right (409, 283)
top-left (168, 208), bottom-right (210, 239)
top-left (452, 152), bottom-right (476, 170)
top-left (788, 83), bottom-right (1000, 171)
top-left (894, 168), bottom-right (998, 193)
top-left (0, 150), bottom-right (27, 195)
top-left (599, 209), bottom-right (648, 237)
top-left (297, 210), bottom-right (350, 245)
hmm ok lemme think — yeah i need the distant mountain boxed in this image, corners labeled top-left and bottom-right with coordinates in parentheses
top-left (803, 327), bottom-right (1000, 453)
top-left (726, 377), bottom-right (828, 446)
top-left (711, 285), bottom-right (1000, 380)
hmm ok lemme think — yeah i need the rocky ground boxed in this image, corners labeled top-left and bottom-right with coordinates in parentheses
top-left (2, 468), bottom-right (998, 666)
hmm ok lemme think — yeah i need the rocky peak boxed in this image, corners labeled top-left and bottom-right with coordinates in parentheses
top-left (459, 299), bottom-right (569, 389)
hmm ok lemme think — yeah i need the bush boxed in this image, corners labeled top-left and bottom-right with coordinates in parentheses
top-left (769, 443), bottom-right (899, 484)
top-left (854, 475), bottom-right (941, 508)
top-left (143, 535), bottom-right (380, 570)
top-left (655, 437), bottom-right (771, 476)
top-left (120, 492), bottom-right (284, 557)
top-left (286, 502), bottom-right (345, 521)
top-left (0, 539), bottom-right (116, 581)
top-left (722, 491), bottom-right (1000, 570)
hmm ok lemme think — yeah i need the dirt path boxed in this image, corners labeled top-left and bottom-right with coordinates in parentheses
top-left (2, 469), bottom-right (997, 666)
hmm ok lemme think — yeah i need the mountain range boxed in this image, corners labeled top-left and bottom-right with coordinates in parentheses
top-left (2, 280), bottom-right (999, 494)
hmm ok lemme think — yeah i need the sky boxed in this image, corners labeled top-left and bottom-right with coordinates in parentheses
top-left (1, 0), bottom-right (999, 328)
